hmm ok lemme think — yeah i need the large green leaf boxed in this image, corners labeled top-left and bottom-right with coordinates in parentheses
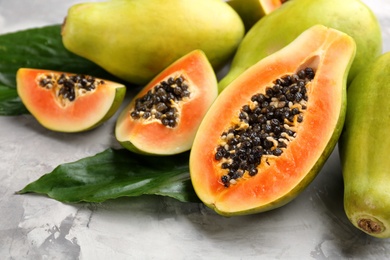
top-left (0, 85), bottom-right (28, 115)
top-left (0, 25), bottom-right (121, 116)
top-left (18, 148), bottom-right (200, 203)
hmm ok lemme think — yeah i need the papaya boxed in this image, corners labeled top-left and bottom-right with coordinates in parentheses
top-left (190, 25), bottom-right (356, 216)
top-left (61, 0), bottom-right (244, 86)
top-left (339, 52), bottom-right (390, 239)
top-left (218, 0), bottom-right (382, 92)
top-left (227, 0), bottom-right (287, 32)
top-left (115, 50), bottom-right (218, 155)
top-left (16, 68), bottom-right (126, 133)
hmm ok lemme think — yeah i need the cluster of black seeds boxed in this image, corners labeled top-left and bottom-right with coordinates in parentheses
top-left (215, 67), bottom-right (315, 187)
top-left (130, 75), bottom-right (190, 128)
top-left (38, 73), bottom-right (103, 102)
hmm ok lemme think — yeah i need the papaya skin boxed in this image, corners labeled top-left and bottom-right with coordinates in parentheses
top-left (219, 0), bottom-right (382, 92)
top-left (61, 0), bottom-right (244, 86)
top-left (339, 52), bottom-right (390, 239)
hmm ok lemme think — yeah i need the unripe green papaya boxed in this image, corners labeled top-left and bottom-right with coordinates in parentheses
top-left (62, 0), bottom-right (244, 85)
top-left (339, 52), bottom-right (390, 239)
top-left (219, 0), bottom-right (382, 92)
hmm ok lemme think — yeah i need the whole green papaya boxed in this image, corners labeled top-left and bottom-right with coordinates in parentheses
top-left (62, 0), bottom-right (244, 85)
top-left (339, 52), bottom-right (390, 239)
top-left (219, 0), bottom-right (382, 92)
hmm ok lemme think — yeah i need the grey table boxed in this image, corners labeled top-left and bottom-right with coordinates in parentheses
top-left (1, 0), bottom-right (389, 259)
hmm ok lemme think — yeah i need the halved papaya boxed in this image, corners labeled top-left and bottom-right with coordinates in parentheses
top-left (17, 68), bottom-right (126, 133)
top-left (115, 50), bottom-right (218, 155)
top-left (190, 25), bottom-right (356, 216)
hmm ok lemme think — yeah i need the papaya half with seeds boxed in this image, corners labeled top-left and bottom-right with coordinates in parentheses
top-left (115, 50), bottom-right (218, 155)
top-left (16, 68), bottom-right (126, 133)
top-left (61, 0), bottom-right (244, 86)
top-left (218, 0), bottom-right (382, 92)
top-left (190, 25), bottom-right (356, 216)
top-left (339, 52), bottom-right (390, 239)
top-left (227, 0), bottom-right (287, 32)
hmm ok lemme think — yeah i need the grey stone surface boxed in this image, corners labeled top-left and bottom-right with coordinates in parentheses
top-left (0, 0), bottom-right (389, 259)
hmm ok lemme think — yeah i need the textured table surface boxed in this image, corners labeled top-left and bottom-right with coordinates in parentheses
top-left (1, 0), bottom-right (390, 259)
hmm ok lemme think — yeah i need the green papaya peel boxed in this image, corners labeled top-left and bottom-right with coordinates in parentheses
top-left (219, 0), bottom-right (382, 92)
top-left (339, 52), bottom-right (390, 239)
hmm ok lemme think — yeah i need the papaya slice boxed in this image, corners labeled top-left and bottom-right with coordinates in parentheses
top-left (227, 0), bottom-right (288, 31)
top-left (115, 50), bottom-right (218, 155)
top-left (340, 52), bottom-right (390, 239)
top-left (190, 25), bottom-right (356, 216)
top-left (16, 68), bottom-right (126, 133)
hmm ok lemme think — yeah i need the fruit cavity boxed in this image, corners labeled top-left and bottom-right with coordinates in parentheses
top-left (216, 67), bottom-right (314, 187)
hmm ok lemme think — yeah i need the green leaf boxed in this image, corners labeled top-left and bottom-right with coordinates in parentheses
top-left (0, 85), bottom-right (28, 115)
top-left (0, 25), bottom-right (121, 116)
top-left (18, 148), bottom-right (200, 203)
top-left (0, 24), bottom-right (115, 88)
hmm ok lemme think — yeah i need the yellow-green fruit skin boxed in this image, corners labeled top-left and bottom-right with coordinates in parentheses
top-left (62, 0), bottom-right (244, 85)
top-left (219, 0), bottom-right (382, 92)
top-left (339, 52), bottom-right (390, 239)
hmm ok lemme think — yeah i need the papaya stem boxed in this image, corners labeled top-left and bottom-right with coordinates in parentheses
top-left (358, 218), bottom-right (385, 234)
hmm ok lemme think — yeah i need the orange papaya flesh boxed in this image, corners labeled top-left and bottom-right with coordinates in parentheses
top-left (190, 25), bottom-right (356, 216)
top-left (115, 50), bottom-right (218, 155)
top-left (16, 68), bottom-right (126, 133)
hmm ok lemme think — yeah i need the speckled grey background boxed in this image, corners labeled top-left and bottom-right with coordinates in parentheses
top-left (1, 0), bottom-right (390, 259)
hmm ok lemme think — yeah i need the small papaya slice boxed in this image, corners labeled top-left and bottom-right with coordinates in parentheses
top-left (115, 50), bottom-right (218, 155)
top-left (190, 25), bottom-right (356, 216)
top-left (227, 0), bottom-right (288, 31)
top-left (339, 52), bottom-right (390, 239)
top-left (16, 68), bottom-right (126, 133)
